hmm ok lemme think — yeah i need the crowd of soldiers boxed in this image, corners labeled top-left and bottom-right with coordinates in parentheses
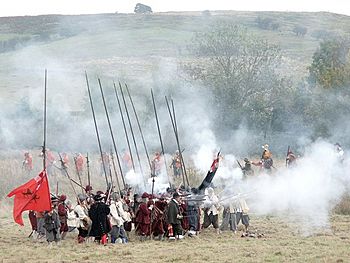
top-left (22, 142), bottom-right (345, 245)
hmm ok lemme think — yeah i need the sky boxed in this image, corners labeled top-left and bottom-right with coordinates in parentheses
top-left (1, 0), bottom-right (349, 17)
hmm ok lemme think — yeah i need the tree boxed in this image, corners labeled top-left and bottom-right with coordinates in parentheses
top-left (186, 22), bottom-right (290, 133)
top-left (134, 3), bottom-right (153, 14)
top-left (293, 25), bottom-right (307, 37)
top-left (308, 38), bottom-right (350, 89)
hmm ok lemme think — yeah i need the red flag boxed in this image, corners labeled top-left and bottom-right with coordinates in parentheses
top-left (7, 170), bottom-right (51, 226)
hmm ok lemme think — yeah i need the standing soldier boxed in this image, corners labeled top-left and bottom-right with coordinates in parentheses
top-left (253, 144), bottom-right (274, 174)
top-left (242, 158), bottom-right (254, 178)
top-left (100, 152), bottom-right (110, 177)
top-left (151, 152), bottom-right (163, 176)
top-left (89, 193), bottom-right (111, 245)
top-left (286, 149), bottom-right (297, 168)
top-left (57, 194), bottom-right (69, 240)
top-left (74, 194), bottom-right (90, 243)
top-left (334, 143), bottom-right (345, 163)
top-left (170, 150), bottom-right (182, 178)
top-left (167, 192), bottom-right (184, 240)
top-left (135, 192), bottom-right (152, 241)
top-left (202, 187), bottom-right (221, 234)
top-left (44, 196), bottom-right (61, 244)
top-left (40, 148), bottom-right (56, 176)
top-left (122, 149), bottom-right (133, 173)
top-left (74, 153), bottom-right (84, 176)
top-left (23, 152), bottom-right (33, 175)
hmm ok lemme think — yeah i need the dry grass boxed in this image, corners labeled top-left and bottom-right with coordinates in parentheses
top-left (1, 203), bottom-right (350, 263)
top-left (1, 155), bottom-right (350, 262)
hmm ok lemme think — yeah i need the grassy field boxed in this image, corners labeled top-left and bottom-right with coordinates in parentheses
top-left (1, 203), bottom-right (350, 263)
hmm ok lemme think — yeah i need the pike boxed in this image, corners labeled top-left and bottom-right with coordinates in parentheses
top-left (110, 149), bottom-right (122, 193)
top-left (150, 89), bottom-right (171, 187)
top-left (165, 96), bottom-right (189, 187)
top-left (119, 82), bottom-right (146, 187)
top-left (85, 72), bottom-right (109, 188)
top-left (55, 181), bottom-right (59, 196)
top-left (114, 83), bottom-right (135, 172)
top-left (73, 156), bottom-right (84, 193)
top-left (58, 153), bottom-right (79, 197)
top-left (98, 78), bottom-right (125, 189)
top-left (125, 83), bottom-right (152, 172)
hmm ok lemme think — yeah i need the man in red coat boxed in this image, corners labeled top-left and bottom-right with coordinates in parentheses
top-left (23, 152), bottom-right (33, 175)
top-left (135, 192), bottom-right (153, 240)
top-left (57, 194), bottom-right (69, 240)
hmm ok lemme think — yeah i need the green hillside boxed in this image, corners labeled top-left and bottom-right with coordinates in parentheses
top-left (0, 11), bottom-right (349, 103)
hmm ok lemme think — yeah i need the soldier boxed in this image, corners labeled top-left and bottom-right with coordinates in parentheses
top-left (167, 192), bottom-right (184, 240)
top-left (135, 192), bottom-right (152, 240)
top-left (170, 150), bottom-right (182, 178)
top-left (40, 149), bottom-right (56, 176)
top-left (286, 149), bottom-right (297, 168)
top-left (242, 158), bottom-right (254, 178)
top-left (23, 152), bottom-right (33, 175)
top-left (202, 187), bottom-right (221, 234)
top-left (44, 196), bottom-right (61, 244)
top-left (100, 152), bottom-right (110, 177)
top-left (151, 152), bottom-right (163, 176)
top-left (253, 144), bottom-right (274, 174)
top-left (122, 149), bottom-right (133, 173)
top-left (57, 194), bottom-right (69, 240)
top-left (334, 143), bottom-right (345, 163)
top-left (89, 193), bottom-right (111, 245)
top-left (109, 192), bottom-right (129, 244)
top-left (74, 153), bottom-right (84, 176)
top-left (74, 194), bottom-right (90, 243)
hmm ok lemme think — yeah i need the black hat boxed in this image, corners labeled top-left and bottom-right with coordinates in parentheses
top-left (94, 193), bottom-right (105, 201)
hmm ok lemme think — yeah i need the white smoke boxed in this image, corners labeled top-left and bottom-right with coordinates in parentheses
top-left (207, 140), bottom-right (349, 234)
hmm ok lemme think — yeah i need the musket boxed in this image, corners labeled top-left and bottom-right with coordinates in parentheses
top-left (125, 83), bottom-right (152, 173)
top-left (98, 78), bottom-right (124, 189)
top-left (286, 145), bottom-right (290, 168)
top-left (86, 152), bottom-right (91, 189)
top-left (236, 160), bottom-right (243, 170)
top-left (119, 82), bottom-right (146, 188)
top-left (85, 72), bottom-right (109, 188)
top-left (114, 82), bottom-right (135, 172)
top-left (150, 89), bottom-right (171, 187)
top-left (165, 96), bottom-right (190, 186)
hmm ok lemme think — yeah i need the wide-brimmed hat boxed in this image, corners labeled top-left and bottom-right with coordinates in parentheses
top-left (141, 192), bottom-right (149, 199)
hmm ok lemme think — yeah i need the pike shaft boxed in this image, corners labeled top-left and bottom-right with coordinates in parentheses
top-left (125, 83), bottom-right (152, 172)
top-left (165, 96), bottom-right (189, 186)
top-left (114, 83), bottom-right (135, 172)
top-left (119, 83), bottom-right (145, 186)
top-left (151, 89), bottom-right (171, 187)
top-left (98, 79), bottom-right (125, 189)
top-left (85, 72), bottom-right (109, 187)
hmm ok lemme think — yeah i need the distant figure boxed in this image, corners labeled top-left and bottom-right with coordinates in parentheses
top-left (74, 153), bottom-right (84, 175)
top-left (40, 149), bottom-right (55, 176)
top-left (151, 152), bottom-right (163, 177)
top-left (242, 158), bottom-right (254, 178)
top-left (334, 143), bottom-right (344, 163)
top-left (253, 144), bottom-right (274, 174)
top-left (100, 152), bottom-right (110, 177)
top-left (286, 149), bottom-right (297, 168)
top-left (23, 152), bottom-right (33, 175)
top-left (170, 150), bottom-right (182, 178)
top-left (122, 149), bottom-right (133, 172)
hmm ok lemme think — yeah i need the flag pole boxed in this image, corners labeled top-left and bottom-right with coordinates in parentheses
top-left (43, 69), bottom-right (47, 171)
